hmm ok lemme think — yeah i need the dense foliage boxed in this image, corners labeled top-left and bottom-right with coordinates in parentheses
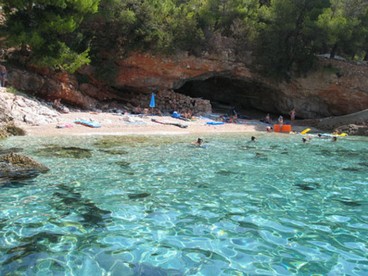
top-left (0, 0), bottom-right (100, 72)
top-left (1, 0), bottom-right (368, 77)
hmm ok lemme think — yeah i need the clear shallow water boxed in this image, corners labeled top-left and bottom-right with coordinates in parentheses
top-left (0, 133), bottom-right (367, 275)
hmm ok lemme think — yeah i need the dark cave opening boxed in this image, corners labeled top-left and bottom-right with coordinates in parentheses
top-left (174, 76), bottom-right (282, 118)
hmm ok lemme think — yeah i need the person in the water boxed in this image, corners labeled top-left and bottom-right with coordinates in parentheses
top-left (251, 136), bottom-right (256, 142)
top-left (192, 138), bottom-right (204, 146)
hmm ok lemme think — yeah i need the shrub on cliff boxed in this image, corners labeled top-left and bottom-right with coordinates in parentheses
top-left (0, 0), bottom-right (100, 73)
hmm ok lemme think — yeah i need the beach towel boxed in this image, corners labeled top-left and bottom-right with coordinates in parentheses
top-left (74, 119), bottom-right (101, 128)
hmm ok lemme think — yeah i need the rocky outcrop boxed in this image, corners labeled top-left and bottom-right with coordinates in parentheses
top-left (8, 68), bottom-right (100, 109)
top-left (119, 88), bottom-right (212, 115)
top-left (0, 152), bottom-right (49, 183)
top-left (316, 109), bottom-right (368, 131)
top-left (0, 88), bottom-right (60, 126)
top-left (335, 124), bottom-right (368, 136)
top-left (0, 122), bottom-right (26, 139)
top-left (277, 59), bottom-right (368, 118)
top-left (6, 52), bottom-right (368, 119)
top-left (112, 53), bottom-right (368, 118)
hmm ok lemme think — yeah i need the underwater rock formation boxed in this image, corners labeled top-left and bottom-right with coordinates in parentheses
top-left (34, 146), bottom-right (93, 159)
top-left (0, 152), bottom-right (49, 182)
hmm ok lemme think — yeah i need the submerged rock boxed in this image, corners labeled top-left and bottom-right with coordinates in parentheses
top-left (99, 149), bottom-right (129, 155)
top-left (35, 145), bottom-right (92, 159)
top-left (0, 147), bottom-right (23, 155)
top-left (115, 160), bottom-right (130, 167)
top-left (52, 184), bottom-right (111, 228)
top-left (94, 136), bottom-right (149, 148)
top-left (337, 199), bottom-right (362, 207)
top-left (0, 123), bottom-right (26, 139)
top-left (128, 192), bottom-right (151, 200)
top-left (0, 152), bottom-right (49, 183)
top-left (294, 182), bottom-right (321, 191)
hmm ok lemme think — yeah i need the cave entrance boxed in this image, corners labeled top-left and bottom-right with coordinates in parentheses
top-left (174, 76), bottom-right (281, 118)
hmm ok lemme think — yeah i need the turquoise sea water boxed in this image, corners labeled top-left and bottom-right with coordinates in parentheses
top-left (0, 133), bottom-right (367, 275)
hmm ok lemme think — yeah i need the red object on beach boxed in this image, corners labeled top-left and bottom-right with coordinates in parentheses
top-left (273, 124), bottom-right (292, 133)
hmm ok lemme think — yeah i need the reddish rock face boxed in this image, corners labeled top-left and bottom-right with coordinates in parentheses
top-left (113, 53), bottom-right (368, 118)
top-left (114, 52), bottom-right (252, 91)
top-left (6, 52), bottom-right (368, 118)
top-left (319, 85), bottom-right (368, 115)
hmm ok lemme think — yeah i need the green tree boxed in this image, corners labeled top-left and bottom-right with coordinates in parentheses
top-left (316, 0), bottom-right (363, 59)
top-left (0, 0), bottom-right (100, 72)
top-left (170, 1), bottom-right (205, 54)
top-left (254, 0), bottom-right (328, 79)
top-left (88, 0), bottom-right (176, 54)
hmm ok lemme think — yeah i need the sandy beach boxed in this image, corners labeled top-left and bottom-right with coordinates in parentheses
top-left (19, 112), bottom-right (272, 137)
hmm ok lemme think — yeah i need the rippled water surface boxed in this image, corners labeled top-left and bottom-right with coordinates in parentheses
top-left (0, 133), bottom-right (367, 275)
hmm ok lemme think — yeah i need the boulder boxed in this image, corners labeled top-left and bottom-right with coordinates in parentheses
top-left (0, 153), bottom-right (49, 183)
top-left (0, 122), bottom-right (26, 139)
top-left (316, 109), bottom-right (368, 131)
top-left (0, 88), bottom-right (60, 128)
top-left (334, 124), bottom-right (368, 136)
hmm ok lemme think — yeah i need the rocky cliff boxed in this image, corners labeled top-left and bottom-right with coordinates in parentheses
top-left (6, 52), bottom-right (368, 120)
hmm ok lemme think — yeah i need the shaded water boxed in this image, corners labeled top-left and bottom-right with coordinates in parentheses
top-left (0, 134), bottom-right (367, 275)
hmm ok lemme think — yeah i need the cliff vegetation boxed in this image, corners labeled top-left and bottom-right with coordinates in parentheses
top-left (1, 0), bottom-right (368, 79)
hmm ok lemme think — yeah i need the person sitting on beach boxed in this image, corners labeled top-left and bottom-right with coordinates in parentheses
top-left (229, 106), bottom-right (238, 117)
top-left (228, 113), bottom-right (238, 123)
top-left (150, 108), bottom-right (162, 116)
top-left (155, 109), bottom-right (163, 116)
top-left (265, 113), bottom-right (271, 124)
top-left (52, 98), bottom-right (70, 114)
top-left (278, 115), bottom-right (284, 127)
top-left (186, 110), bottom-right (193, 119)
top-left (132, 106), bottom-right (143, 114)
top-left (143, 108), bottom-right (149, 116)
top-left (182, 109), bottom-right (193, 120)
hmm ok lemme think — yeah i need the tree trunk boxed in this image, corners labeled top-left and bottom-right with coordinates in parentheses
top-left (330, 43), bottom-right (338, 59)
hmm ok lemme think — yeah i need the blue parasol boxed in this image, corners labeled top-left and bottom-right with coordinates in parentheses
top-left (149, 93), bottom-right (155, 108)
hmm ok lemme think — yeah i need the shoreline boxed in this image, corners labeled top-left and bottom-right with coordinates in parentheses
top-left (18, 112), bottom-right (272, 137)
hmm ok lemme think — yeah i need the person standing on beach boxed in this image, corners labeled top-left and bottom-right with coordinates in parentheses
top-left (278, 115), bottom-right (284, 127)
top-left (289, 108), bottom-right (296, 122)
top-left (0, 64), bottom-right (7, 87)
top-left (265, 113), bottom-right (271, 124)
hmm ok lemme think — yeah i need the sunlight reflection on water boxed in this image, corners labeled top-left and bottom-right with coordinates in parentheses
top-left (0, 134), bottom-right (367, 275)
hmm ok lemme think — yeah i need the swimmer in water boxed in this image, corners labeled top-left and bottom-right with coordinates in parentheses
top-left (192, 138), bottom-right (204, 146)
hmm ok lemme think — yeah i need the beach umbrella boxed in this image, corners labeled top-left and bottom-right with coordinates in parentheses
top-left (149, 93), bottom-right (155, 108)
